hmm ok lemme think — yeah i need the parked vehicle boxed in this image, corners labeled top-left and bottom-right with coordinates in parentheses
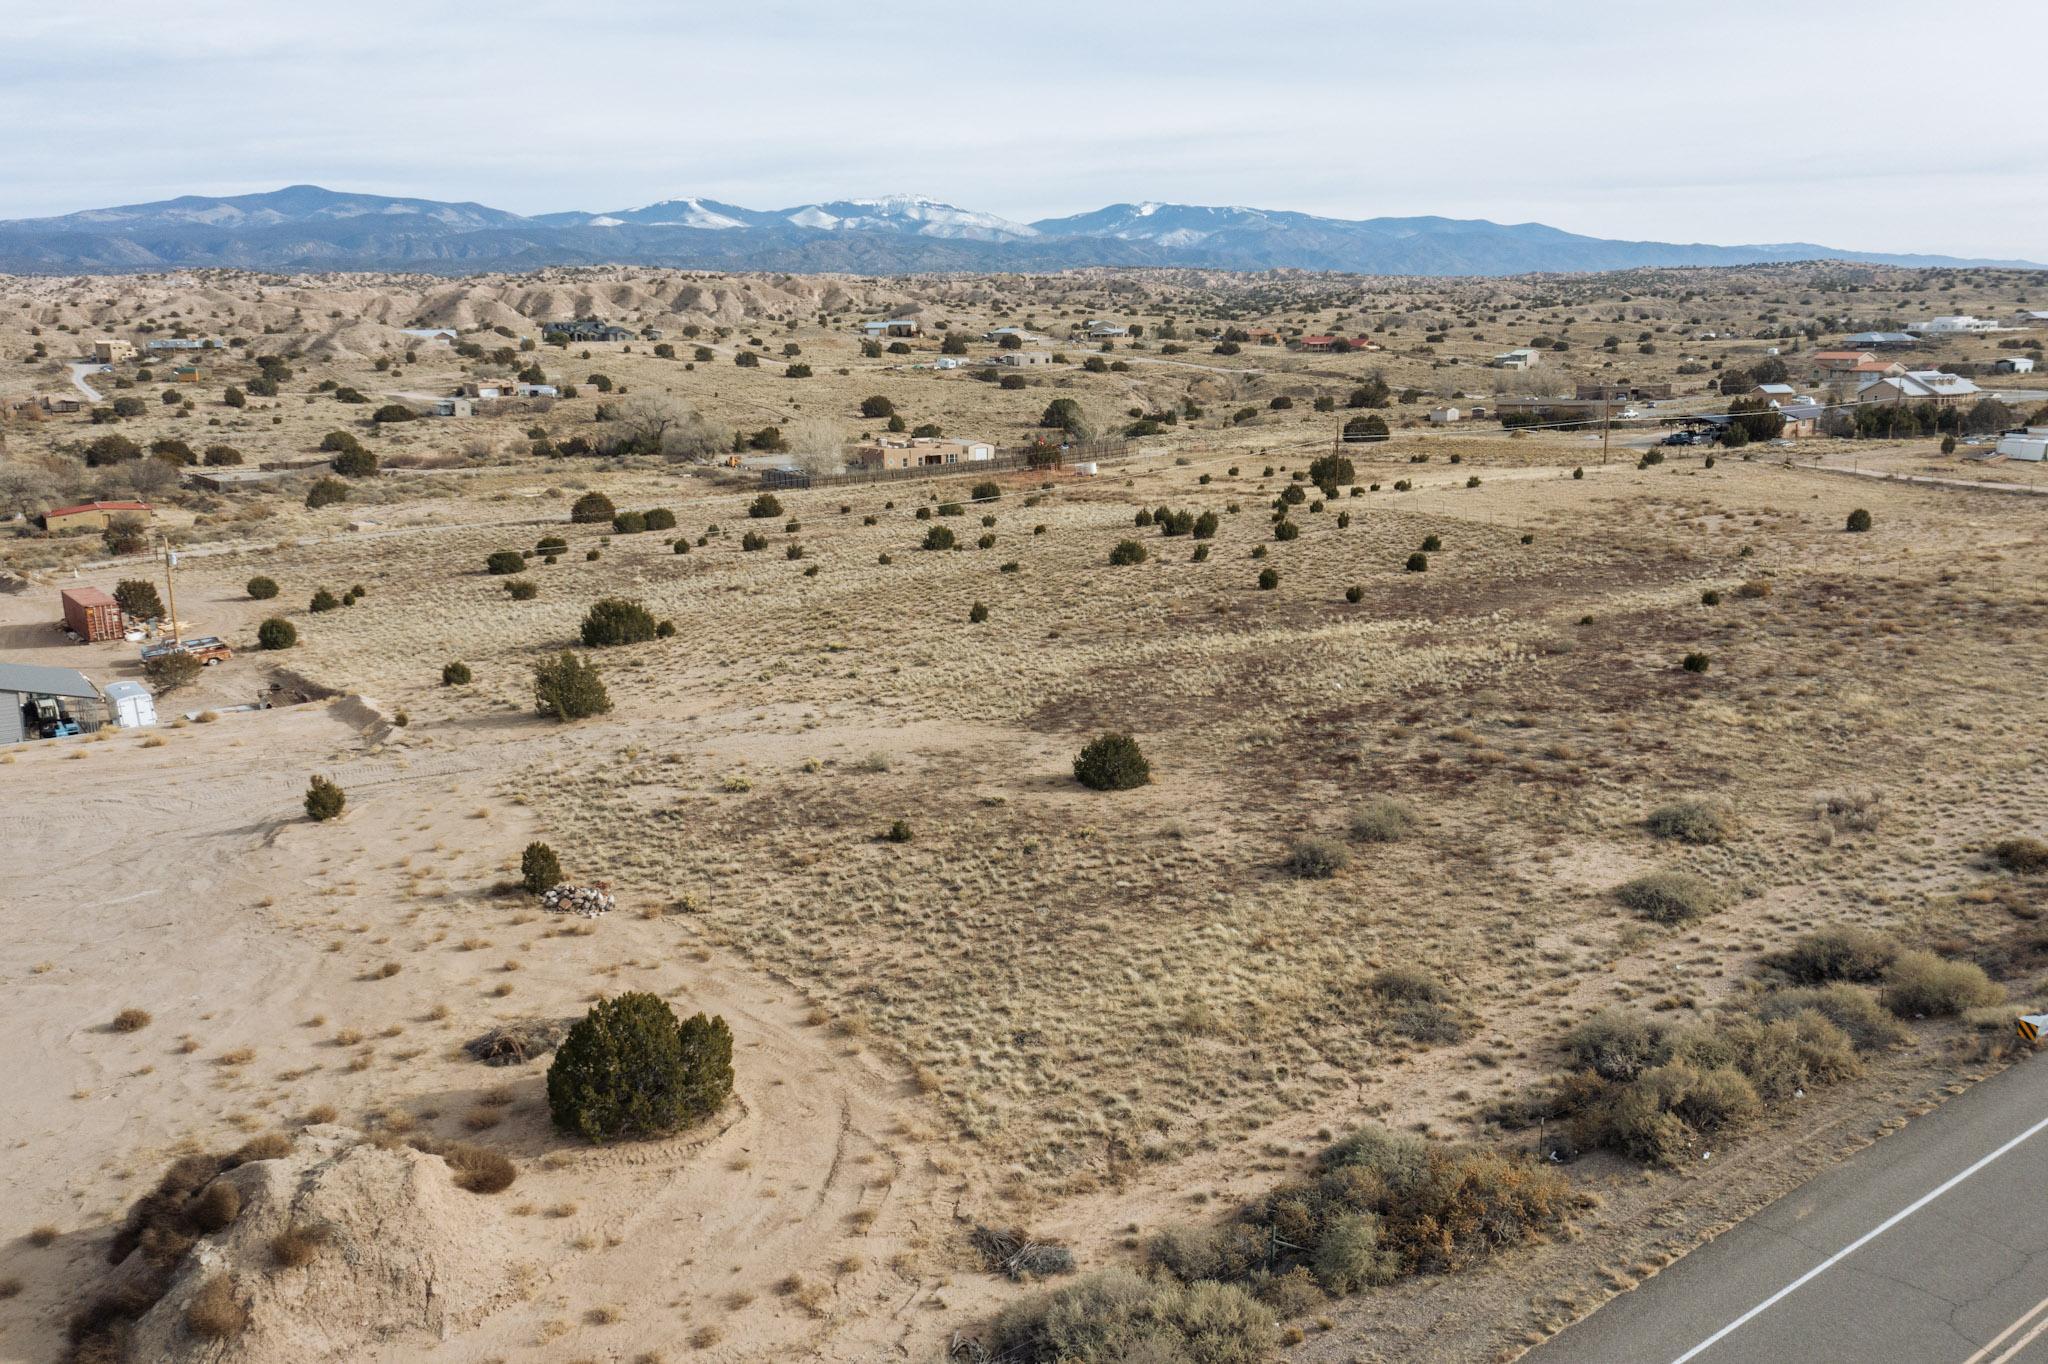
top-left (140, 635), bottom-right (233, 666)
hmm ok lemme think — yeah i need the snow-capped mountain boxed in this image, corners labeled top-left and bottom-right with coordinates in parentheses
top-left (0, 185), bottom-right (2034, 274)
top-left (776, 195), bottom-right (1038, 242)
top-left (533, 197), bottom-right (766, 230)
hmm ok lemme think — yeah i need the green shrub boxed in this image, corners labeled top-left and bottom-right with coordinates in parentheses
top-left (1193, 510), bottom-right (1219, 539)
top-left (115, 578), bottom-right (165, 619)
top-left (581, 598), bottom-right (657, 647)
top-left (1766, 926), bottom-right (1898, 984)
top-left (1273, 519), bottom-right (1299, 541)
top-left (741, 530), bottom-right (769, 551)
top-left (143, 651), bottom-right (202, 692)
top-left (1308, 453), bottom-right (1355, 488)
top-left (569, 491), bottom-right (615, 523)
top-left (547, 992), bottom-right (734, 1143)
top-left (883, 819), bottom-right (913, 843)
top-left (1405, 552), bottom-right (1427, 572)
top-left (330, 446), bottom-right (378, 477)
top-left (1682, 652), bottom-right (1711, 673)
top-left (988, 1267), bottom-right (1275, 1364)
top-left (611, 510), bottom-right (648, 534)
top-left (1108, 539), bottom-right (1147, 566)
top-left (485, 550), bottom-right (526, 575)
top-left (1882, 950), bottom-right (2003, 1017)
top-left (520, 841), bottom-right (564, 894)
top-left (246, 576), bottom-right (279, 600)
top-left (971, 480), bottom-right (1000, 502)
top-left (305, 477), bottom-right (349, 509)
top-left (1284, 836), bottom-right (1349, 879)
top-left (1846, 508), bottom-right (1872, 533)
top-left (441, 661), bottom-right (472, 686)
top-left (968, 601), bottom-right (989, 623)
top-left (1257, 567), bottom-right (1279, 590)
top-left (257, 617), bottom-right (297, 650)
top-left (304, 775), bottom-right (345, 821)
top-left (504, 578), bottom-right (539, 600)
top-left (748, 492), bottom-right (783, 519)
top-left (1645, 799), bottom-right (1737, 845)
top-left (1615, 870), bottom-right (1721, 924)
top-left (1420, 534), bottom-right (1442, 553)
top-left (1073, 732), bottom-right (1150, 791)
top-left (923, 525), bottom-right (956, 551)
top-left (309, 588), bottom-right (340, 613)
top-left (533, 651), bottom-right (611, 720)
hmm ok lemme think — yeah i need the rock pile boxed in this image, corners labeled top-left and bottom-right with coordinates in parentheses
top-left (540, 882), bottom-right (614, 918)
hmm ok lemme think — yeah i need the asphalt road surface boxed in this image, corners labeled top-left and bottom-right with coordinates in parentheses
top-left (1530, 1052), bottom-right (2048, 1364)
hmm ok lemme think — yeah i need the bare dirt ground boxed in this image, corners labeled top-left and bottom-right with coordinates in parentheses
top-left (3, 263), bottom-right (2046, 1364)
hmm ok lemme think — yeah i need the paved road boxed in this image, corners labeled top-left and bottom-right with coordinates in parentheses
top-left (1530, 1053), bottom-right (2048, 1364)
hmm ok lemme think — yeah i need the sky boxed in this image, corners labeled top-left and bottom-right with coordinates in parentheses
top-left (3, 0), bottom-right (2045, 260)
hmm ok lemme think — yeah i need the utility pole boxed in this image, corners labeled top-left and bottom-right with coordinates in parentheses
top-left (160, 534), bottom-right (182, 648)
top-left (1600, 391), bottom-right (1612, 466)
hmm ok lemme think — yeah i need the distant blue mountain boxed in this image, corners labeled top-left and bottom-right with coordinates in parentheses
top-left (0, 185), bottom-right (2034, 275)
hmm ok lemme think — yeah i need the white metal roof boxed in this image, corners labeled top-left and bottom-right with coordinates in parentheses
top-left (0, 662), bottom-right (100, 699)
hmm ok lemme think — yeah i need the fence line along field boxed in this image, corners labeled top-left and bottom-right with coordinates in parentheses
top-left (2, 261), bottom-right (2046, 1364)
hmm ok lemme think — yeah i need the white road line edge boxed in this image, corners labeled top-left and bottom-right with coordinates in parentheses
top-left (1990, 1314), bottom-right (2048, 1364)
top-left (1965, 1293), bottom-right (2048, 1364)
top-left (1670, 1108), bottom-right (2048, 1364)
top-left (1989, 1313), bottom-right (2048, 1364)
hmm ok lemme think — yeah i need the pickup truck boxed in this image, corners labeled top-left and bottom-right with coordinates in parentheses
top-left (139, 635), bottom-right (234, 666)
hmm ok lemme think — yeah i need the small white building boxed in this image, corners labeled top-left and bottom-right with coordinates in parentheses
top-left (103, 680), bottom-right (158, 729)
top-left (1994, 356), bottom-right (2037, 374)
top-left (432, 397), bottom-right (477, 417)
top-left (401, 327), bottom-right (458, 343)
top-left (1494, 348), bottom-right (1540, 370)
top-left (1916, 315), bottom-right (1996, 335)
top-left (514, 383), bottom-right (558, 398)
top-left (994, 350), bottom-right (1051, 367)
top-left (1084, 320), bottom-right (1128, 338)
top-left (1428, 406), bottom-right (1461, 424)
top-left (1996, 431), bottom-right (2048, 462)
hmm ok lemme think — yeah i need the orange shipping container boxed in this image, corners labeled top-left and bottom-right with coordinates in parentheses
top-left (61, 587), bottom-right (123, 642)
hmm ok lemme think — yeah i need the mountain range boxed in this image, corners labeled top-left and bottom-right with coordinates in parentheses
top-left (0, 185), bottom-right (2035, 277)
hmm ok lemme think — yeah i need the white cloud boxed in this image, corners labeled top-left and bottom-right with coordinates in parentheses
top-left (1, 0), bottom-right (2043, 258)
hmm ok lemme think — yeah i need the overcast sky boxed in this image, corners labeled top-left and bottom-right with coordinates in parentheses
top-left (5, 0), bottom-right (2045, 260)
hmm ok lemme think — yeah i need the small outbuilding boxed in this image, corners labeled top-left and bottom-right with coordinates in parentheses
top-left (0, 662), bottom-right (103, 744)
top-left (102, 680), bottom-right (158, 729)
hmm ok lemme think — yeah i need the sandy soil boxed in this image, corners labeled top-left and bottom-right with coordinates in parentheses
top-left (3, 262), bottom-right (2047, 1364)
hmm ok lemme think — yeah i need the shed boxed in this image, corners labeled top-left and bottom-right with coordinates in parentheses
top-left (1995, 356), bottom-right (2036, 374)
top-left (102, 680), bottom-right (158, 729)
top-left (0, 662), bottom-right (103, 744)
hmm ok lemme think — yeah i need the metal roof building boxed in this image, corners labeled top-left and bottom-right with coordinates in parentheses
top-left (0, 662), bottom-right (103, 745)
